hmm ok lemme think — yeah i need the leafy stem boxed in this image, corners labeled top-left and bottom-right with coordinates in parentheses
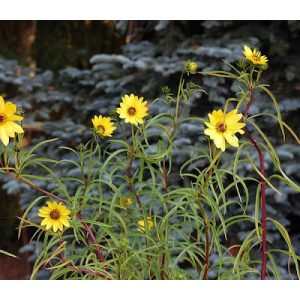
top-left (195, 149), bottom-right (221, 279)
top-left (5, 171), bottom-right (105, 263)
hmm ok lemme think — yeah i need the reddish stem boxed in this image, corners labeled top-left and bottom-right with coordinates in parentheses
top-left (5, 172), bottom-right (105, 264)
top-left (243, 87), bottom-right (255, 119)
top-left (76, 213), bottom-right (105, 262)
top-left (244, 128), bottom-right (267, 279)
top-left (243, 87), bottom-right (267, 280)
top-left (6, 172), bottom-right (66, 204)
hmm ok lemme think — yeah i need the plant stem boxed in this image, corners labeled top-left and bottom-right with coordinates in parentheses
top-left (195, 169), bottom-right (212, 280)
top-left (162, 159), bottom-right (169, 194)
top-left (76, 213), bottom-right (105, 262)
top-left (244, 128), bottom-right (267, 280)
top-left (160, 252), bottom-right (166, 280)
top-left (243, 86), bottom-right (254, 119)
top-left (243, 87), bottom-right (267, 280)
top-left (56, 240), bottom-right (111, 279)
top-left (195, 149), bottom-right (221, 279)
top-left (6, 172), bottom-right (66, 203)
top-left (160, 159), bottom-right (169, 279)
top-left (127, 154), bottom-right (142, 209)
top-left (5, 171), bottom-right (105, 263)
top-left (203, 216), bottom-right (210, 280)
top-left (197, 195), bottom-right (210, 280)
top-left (127, 126), bottom-right (143, 210)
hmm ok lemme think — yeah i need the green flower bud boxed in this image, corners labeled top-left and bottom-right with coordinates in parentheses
top-left (185, 60), bottom-right (198, 75)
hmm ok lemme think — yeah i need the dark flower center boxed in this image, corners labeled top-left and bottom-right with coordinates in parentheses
top-left (50, 209), bottom-right (61, 220)
top-left (128, 107), bottom-right (136, 116)
top-left (0, 113), bottom-right (7, 124)
top-left (216, 123), bottom-right (226, 133)
top-left (97, 125), bottom-right (105, 134)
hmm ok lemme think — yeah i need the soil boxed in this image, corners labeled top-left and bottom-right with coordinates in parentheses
top-left (0, 254), bottom-right (31, 279)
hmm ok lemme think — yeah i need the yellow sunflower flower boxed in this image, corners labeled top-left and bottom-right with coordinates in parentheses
top-left (120, 197), bottom-right (132, 208)
top-left (116, 94), bottom-right (148, 125)
top-left (0, 96), bottom-right (24, 146)
top-left (92, 115), bottom-right (116, 137)
top-left (243, 45), bottom-right (268, 66)
top-left (38, 201), bottom-right (71, 232)
top-left (204, 109), bottom-right (246, 152)
top-left (137, 217), bottom-right (154, 233)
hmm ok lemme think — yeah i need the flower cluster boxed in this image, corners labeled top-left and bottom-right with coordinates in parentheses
top-left (4, 43), bottom-right (295, 280)
top-left (92, 93), bottom-right (148, 138)
top-left (2, 45), bottom-right (268, 236)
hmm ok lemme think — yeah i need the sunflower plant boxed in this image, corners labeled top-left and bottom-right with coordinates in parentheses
top-left (0, 45), bottom-right (299, 280)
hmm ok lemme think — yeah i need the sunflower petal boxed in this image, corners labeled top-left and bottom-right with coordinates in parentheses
top-left (0, 127), bottom-right (9, 146)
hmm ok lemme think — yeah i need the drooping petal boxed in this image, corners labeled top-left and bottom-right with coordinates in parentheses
top-left (3, 123), bottom-right (16, 137)
top-left (213, 133), bottom-right (226, 152)
top-left (224, 132), bottom-right (239, 148)
top-left (5, 121), bottom-right (24, 134)
top-left (0, 127), bottom-right (9, 146)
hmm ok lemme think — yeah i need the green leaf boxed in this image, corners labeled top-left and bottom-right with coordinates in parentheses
top-left (0, 249), bottom-right (17, 258)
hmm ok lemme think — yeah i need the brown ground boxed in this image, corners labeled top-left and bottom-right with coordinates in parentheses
top-left (0, 254), bottom-right (31, 279)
